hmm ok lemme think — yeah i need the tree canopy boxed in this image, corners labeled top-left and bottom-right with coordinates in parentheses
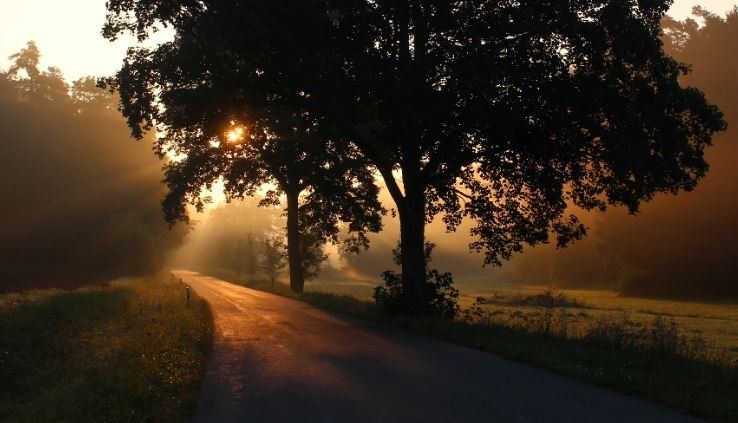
top-left (102, 0), bottom-right (384, 292)
top-left (104, 0), bottom-right (725, 315)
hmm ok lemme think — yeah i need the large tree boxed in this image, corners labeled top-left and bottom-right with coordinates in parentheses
top-left (104, 0), bottom-right (725, 314)
top-left (102, 0), bottom-right (384, 293)
top-left (315, 0), bottom-right (725, 314)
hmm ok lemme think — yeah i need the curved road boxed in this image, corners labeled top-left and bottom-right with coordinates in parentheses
top-left (175, 270), bottom-right (699, 423)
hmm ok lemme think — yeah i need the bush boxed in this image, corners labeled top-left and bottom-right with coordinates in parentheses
top-left (374, 242), bottom-right (459, 318)
top-left (505, 287), bottom-right (586, 308)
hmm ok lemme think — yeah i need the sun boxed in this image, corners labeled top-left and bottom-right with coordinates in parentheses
top-left (226, 126), bottom-right (246, 143)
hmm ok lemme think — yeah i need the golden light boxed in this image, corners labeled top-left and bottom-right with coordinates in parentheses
top-left (226, 126), bottom-right (246, 143)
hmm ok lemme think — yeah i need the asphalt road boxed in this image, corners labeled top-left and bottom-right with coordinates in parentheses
top-left (175, 270), bottom-right (699, 423)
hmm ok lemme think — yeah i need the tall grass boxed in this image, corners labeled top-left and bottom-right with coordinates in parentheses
top-left (463, 292), bottom-right (730, 365)
top-left (0, 274), bottom-right (213, 422)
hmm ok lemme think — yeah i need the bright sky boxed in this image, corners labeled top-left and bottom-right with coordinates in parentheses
top-left (0, 0), bottom-right (172, 82)
top-left (0, 0), bottom-right (736, 82)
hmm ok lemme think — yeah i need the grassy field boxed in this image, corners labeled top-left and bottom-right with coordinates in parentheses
top-left (0, 274), bottom-right (213, 422)
top-left (457, 286), bottom-right (738, 364)
top-left (220, 273), bottom-right (738, 422)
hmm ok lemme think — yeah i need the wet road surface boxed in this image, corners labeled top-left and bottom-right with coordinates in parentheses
top-left (175, 270), bottom-right (699, 423)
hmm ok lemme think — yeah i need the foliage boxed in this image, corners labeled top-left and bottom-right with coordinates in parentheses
top-left (102, 1), bottom-right (725, 312)
top-left (0, 274), bottom-right (213, 422)
top-left (314, 0), bottom-right (724, 312)
top-left (5, 41), bottom-right (68, 103)
top-left (100, 0), bottom-right (385, 293)
top-left (260, 235), bottom-right (288, 286)
top-left (374, 242), bottom-right (459, 319)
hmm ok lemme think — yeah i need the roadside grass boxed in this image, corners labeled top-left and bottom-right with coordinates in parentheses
top-left (0, 274), bottom-right (213, 422)
top-left (217, 271), bottom-right (738, 422)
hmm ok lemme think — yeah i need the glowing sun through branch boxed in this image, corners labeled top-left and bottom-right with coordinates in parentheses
top-left (226, 126), bottom-right (246, 143)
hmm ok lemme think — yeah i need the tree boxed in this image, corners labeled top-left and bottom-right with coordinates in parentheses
top-left (308, 0), bottom-right (726, 315)
top-left (5, 41), bottom-right (69, 103)
top-left (260, 235), bottom-right (287, 287)
top-left (101, 0), bottom-right (384, 293)
top-left (103, 1), bottom-right (725, 315)
top-left (232, 232), bottom-right (259, 278)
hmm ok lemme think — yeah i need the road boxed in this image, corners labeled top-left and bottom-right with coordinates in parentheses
top-left (175, 270), bottom-right (699, 423)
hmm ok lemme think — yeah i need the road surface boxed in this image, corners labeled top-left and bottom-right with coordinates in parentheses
top-left (175, 270), bottom-right (699, 423)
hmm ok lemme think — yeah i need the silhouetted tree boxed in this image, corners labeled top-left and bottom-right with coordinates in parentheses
top-left (312, 1), bottom-right (726, 315)
top-left (261, 235), bottom-right (287, 287)
top-left (101, 1), bottom-right (384, 293)
top-left (103, 1), bottom-right (725, 315)
top-left (5, 41), bottom-right (68, 103)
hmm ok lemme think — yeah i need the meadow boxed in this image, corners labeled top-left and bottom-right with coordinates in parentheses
top-left (0, 274), bottom-right (213, 422)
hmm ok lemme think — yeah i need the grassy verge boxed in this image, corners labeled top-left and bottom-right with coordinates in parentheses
top-left (219, 273), bottom-right (737, 422)
top-left (0, 273), bottom-right (213, 422)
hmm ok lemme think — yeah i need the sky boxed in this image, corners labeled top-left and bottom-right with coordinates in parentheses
top-left (0, 0), bottom-right (172, 81)
top-left (0, 0), bottom-right (736, 82)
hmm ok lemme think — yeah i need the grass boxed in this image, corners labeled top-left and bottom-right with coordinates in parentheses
top-left (0, 273), bottom-right (213, 422)
top-left (461, 286), bottom-right (738, 364)
top-left (217, 271), bottom-right (738, 422)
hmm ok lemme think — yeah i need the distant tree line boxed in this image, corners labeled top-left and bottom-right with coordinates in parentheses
top-left (0, 42), bottom-right (186, 291)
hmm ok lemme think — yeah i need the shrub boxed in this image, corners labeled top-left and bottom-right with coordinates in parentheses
top-left (374, 242), bottom-right (459, 318)
top-left (508, 287), bottom-right (586, 308)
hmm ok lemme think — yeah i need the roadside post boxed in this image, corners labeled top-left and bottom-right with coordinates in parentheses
top-left (185, 286), bottom-right (191, 306)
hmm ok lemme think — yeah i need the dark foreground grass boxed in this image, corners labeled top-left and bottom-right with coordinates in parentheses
top-left (221, 273), bottom-right (737, 423)
top-left (0, 274), bottom-right (213, 422)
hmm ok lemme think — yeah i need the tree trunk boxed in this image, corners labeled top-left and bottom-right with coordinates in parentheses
top-left (286, 188), bottom-right (305, 293)
top-left (398, 187), bottom-right (428, 315)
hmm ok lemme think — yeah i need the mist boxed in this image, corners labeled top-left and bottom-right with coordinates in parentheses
top-left (170, 198), bottom-right (282, 274)
top-left (0, 42), bottom-right (185, 291)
